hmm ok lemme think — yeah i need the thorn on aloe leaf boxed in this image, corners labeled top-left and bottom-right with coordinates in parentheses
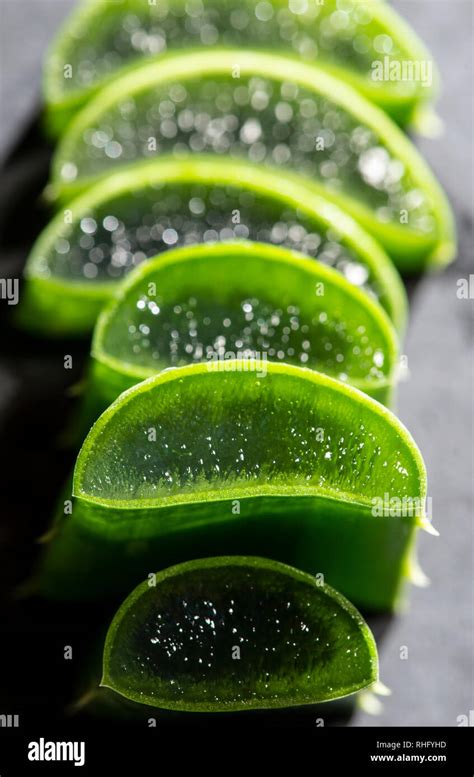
top-left (417, 516), bottom-right (440, 537)
top-left (357, 689), bottom-right (384, 716)
top-left (407, 552), bottom-right (431, 589)
top-left (66, 689), bottom-right (100, 716)
top-left (371, 680), bottom-right (392, 697)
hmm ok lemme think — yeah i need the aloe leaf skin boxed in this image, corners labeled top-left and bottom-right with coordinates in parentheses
top-left (76, 679), bottom-right (357, 723)
top-left (101, 556), bottom-right (378, 711)
top-left (38, 489), bottom-right (416, 613)
top-left (43, 0), bottom-right (438, 133)
top-left (38, 362), bottom-right (427, 612)
top-left (50, 50), bottom-right (455, 270)
top-left (19, 156), bottom-right (407, 337)
top-left (18, 277), bottom-right (109, 339)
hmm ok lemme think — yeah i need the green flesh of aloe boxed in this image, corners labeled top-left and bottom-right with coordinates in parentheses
top-left (38, 362), bottom-right (427, 611)
top-left (44, 0), bottom-right (437, 132)
top-left (90, 241), bottom-right (398, 413)
top-left (20, 156), bottom-right (406, 336)
top-left (50, 50), bottom-right (455, 270)
top-left (102, 556), bottom-right (378, 711)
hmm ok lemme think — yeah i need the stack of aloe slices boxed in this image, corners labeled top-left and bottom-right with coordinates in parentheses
top-left (23, 0), bottom-right (453, 712)
top-left (47, 50), bottom-right (454, 270)
top-left (44, 0), bottom-right (437, 132)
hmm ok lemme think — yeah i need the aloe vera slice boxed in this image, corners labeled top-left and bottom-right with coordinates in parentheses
top-left (40, 362), bottom-right (427, 610)
top-left (20, 156), bottom-right (406, 336)
top-left (44, 0), bottom-right (437, 133)
top-left (91, 241), bottom-right (398, 410)
top-left (102, 556), bottom-right (378, 711)
top-left (50, 50), bottom-right (455, 270)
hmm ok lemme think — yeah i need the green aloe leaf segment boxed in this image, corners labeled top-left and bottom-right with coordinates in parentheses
top-left (39, 361), bottom-right (428, 611)
top-left (90, 240), bottom-right (399, 413)
top-left (102, 556), bottom-right (379, 711)
top-left (20, 156), bottom-right (407, 336)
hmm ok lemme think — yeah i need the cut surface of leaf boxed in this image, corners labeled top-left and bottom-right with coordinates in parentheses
top-left (102, 556), bottom-right (378, 711)
top-left (20, 156), bottom-right (406, 336)
top-left (51, 50), bottom-right (455, 270)
top-left (76, 362), bottom-right (425, 509)
top-left (44, 0), bottom-right (437, 131)
top-left (52, 361), bottom-right (428, 610)
top-left (92, 241), bottom-right (398, 408)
